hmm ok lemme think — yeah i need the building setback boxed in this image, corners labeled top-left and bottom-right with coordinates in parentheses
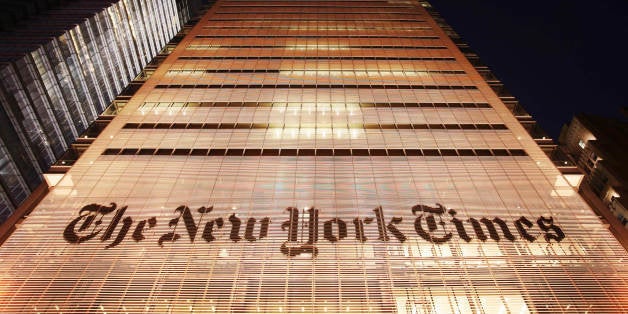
top-left (0, 0), bottom-right (627, 312)
top-left (0, 0), bottom-right (199, 221)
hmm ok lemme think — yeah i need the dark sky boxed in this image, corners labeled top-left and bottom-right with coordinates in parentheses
top-left (428, 0), bottom-right (628, 139)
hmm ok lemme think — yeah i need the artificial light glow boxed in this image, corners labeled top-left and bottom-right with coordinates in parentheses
top-left (269, 127), bottom-right (362, 140)
top-left (279, 70), bottom-right (431, 77)
top-left (2, 1), bottom-right (623, 312)
top-left (335, 129), bottom-right (344, 138)
top-left (165, 69), bottom-right (205, 76)
top-left (186, 44), bottom-right (221, 50)
top-left (286, 44), bottom-right (350, 50)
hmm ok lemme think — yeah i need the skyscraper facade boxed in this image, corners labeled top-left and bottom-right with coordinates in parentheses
top-left (0, 0), bottom-right (199, 221)
top-left (1, 0), bottom-right (627, 312)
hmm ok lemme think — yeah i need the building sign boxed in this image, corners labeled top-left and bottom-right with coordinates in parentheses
top-left (64, 202), bottom-right (565, 256)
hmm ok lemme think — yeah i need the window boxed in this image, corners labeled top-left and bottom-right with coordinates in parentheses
top-left (578, 139), bottom-right (586, 149)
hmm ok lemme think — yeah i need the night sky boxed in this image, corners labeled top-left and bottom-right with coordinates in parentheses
top-left (428, 0), bottom-right (628, 139)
